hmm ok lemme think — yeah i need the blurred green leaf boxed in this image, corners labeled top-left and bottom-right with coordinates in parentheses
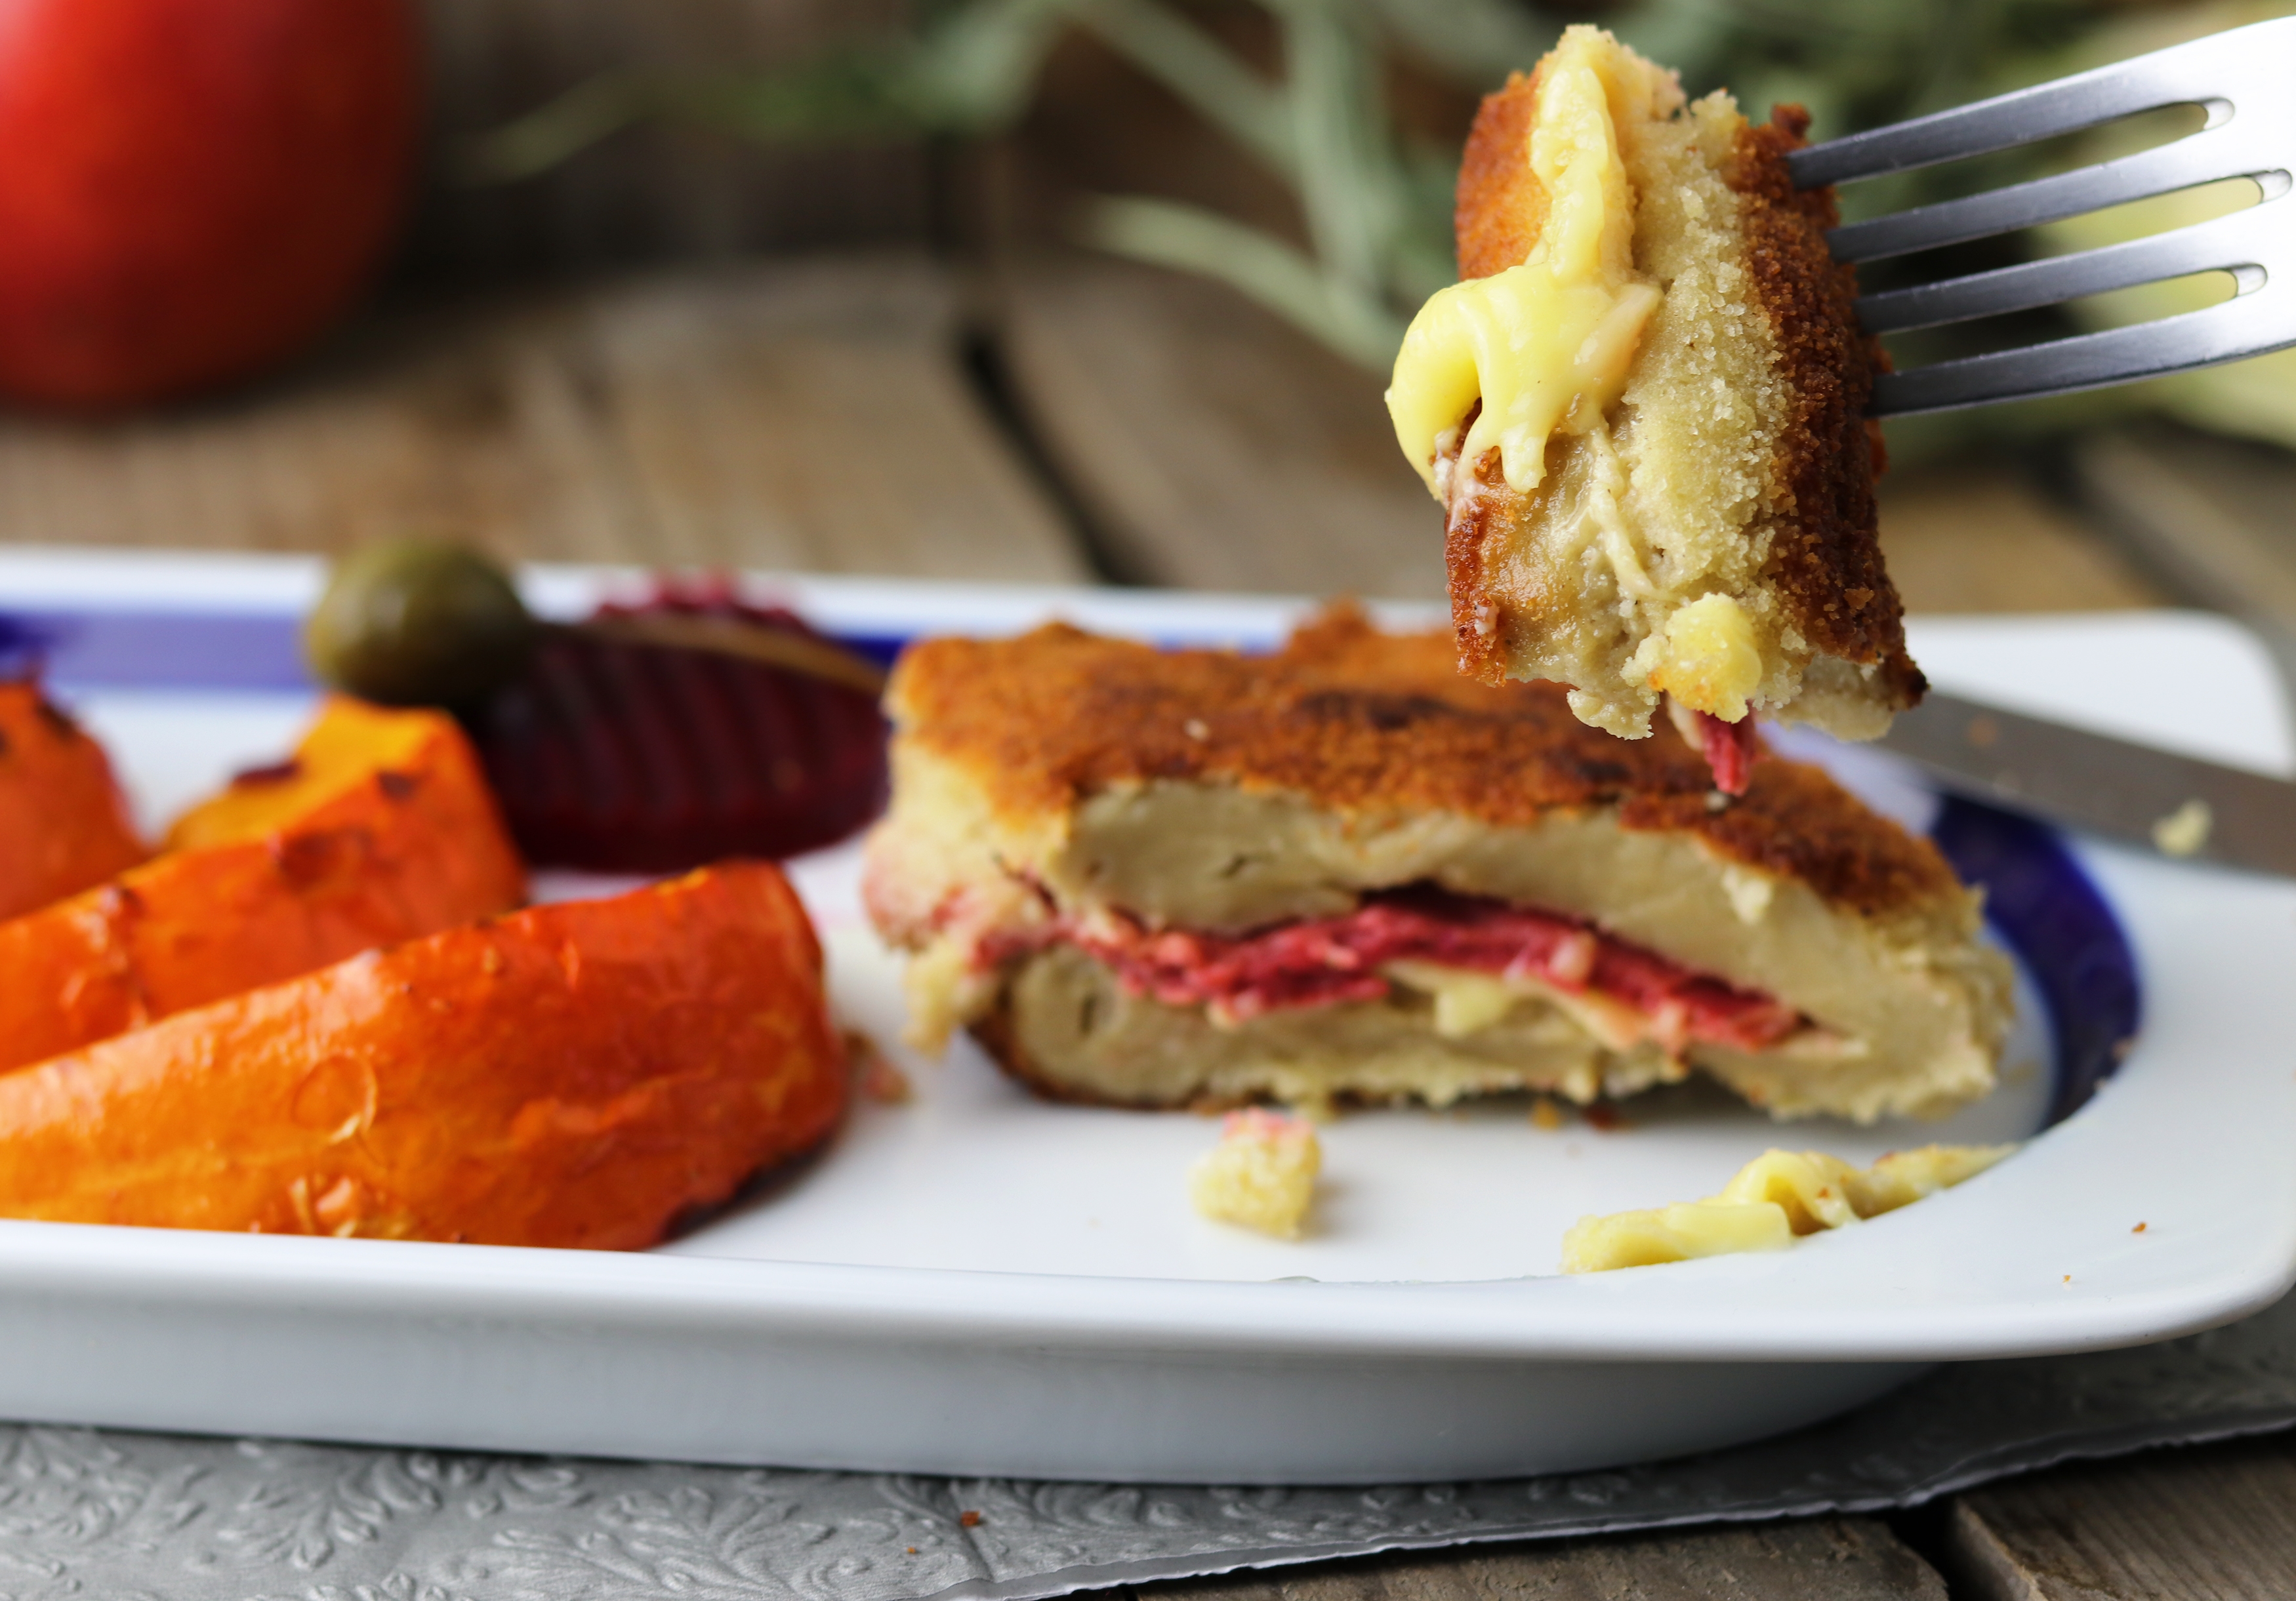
top-left (1080, 193), bottom-right (1406, 366)
top-left (1079, 0), bottom-right (1294, 176)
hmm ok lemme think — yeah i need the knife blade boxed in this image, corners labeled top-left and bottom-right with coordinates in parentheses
top-left (1872, 690), bottom-right (2296, 877)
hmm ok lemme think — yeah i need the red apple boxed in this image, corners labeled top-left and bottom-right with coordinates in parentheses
top-left (0, 0), bottom-right (420, 408)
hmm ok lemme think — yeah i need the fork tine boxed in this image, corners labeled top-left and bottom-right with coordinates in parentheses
top-left (1807, 14), bottom-right (2296, 415)
top-left (1856, 200), bottom-right (2280, 334)
top-left (1788, 17), bottom-right (2295, 188)
top-left (1871, 287), bottom-right (2296, 415)
top-left (1828, 127), bottom-right (2274, 262)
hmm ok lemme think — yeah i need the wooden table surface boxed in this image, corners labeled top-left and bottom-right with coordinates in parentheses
top-left (0, 249), bottom-right (2280, 1601)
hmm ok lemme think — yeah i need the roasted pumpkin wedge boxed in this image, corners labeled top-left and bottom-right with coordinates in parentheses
top-left (0, 680), bottom-right (144, 921)
top-left (0, 697), bottom-right (525, 1075)
top-left (0, 862), bottom-right (846, 1249)
top-left (167, 694), bottom-right (506, 851)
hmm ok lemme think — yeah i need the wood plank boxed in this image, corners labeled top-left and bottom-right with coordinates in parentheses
top-left (1143, 1519), bottom-right (1944, 1601)
top-left (0, 256), bottom-right (1088, 582)
top-left (1943, 1432), bottom-right (2296, 1600)
top-left (1877, 460), bottom-right (2165, 614)
top-left (992, 257), bottom-right (1445, 599)
top-left (409, 0), bottom-right (928, 283)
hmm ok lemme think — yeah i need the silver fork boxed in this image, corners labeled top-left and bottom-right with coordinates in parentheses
top-left (1788, 16), bottom-right (2296, 416)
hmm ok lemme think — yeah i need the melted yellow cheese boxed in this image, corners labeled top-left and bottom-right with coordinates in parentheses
top-left (1386, 962), bottom-right (1521, 1038)
top-left (1383, 960), bottom-right (1662, 1055)
top-left (1559, 1143), bottom-right (2015, 1273)
top-left (1385, 28), bottom-right (1662, 498)
top-left (1641, 592), bottom-right (1763, 721)
top-left (1559, 1200), bottom-right (1794, 1271)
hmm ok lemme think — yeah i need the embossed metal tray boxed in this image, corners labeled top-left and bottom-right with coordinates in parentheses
top-left (0, 549), bottom-right (2290, 1484)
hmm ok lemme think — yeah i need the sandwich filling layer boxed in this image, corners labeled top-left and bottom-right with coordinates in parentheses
top-left (1002, 886), bottom-right (1805, 1052)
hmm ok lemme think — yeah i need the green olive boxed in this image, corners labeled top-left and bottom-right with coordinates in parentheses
top-left (305, 538), bottom-right (539, 708)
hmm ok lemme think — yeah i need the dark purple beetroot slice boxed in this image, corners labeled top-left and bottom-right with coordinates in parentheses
top-left (464, 586), bottom-right (888, 872)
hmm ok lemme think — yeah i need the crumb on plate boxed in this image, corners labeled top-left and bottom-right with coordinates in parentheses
top-left (1189, 1108), bottom-right (1321, 1240)
top-left (2152, 798), bottom-right (2213, 858)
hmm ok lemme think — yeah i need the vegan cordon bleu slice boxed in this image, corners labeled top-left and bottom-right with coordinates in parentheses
top-left (1386, 26), bottom-right (1921, 784)
top-left (862, 610), bottom-right (2010, 1124)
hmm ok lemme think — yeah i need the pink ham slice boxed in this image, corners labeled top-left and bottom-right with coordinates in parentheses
top-left (1066, 887), bottom-right (1803, 1051)
top-left (1695, 710), bottom-right (1760, 796)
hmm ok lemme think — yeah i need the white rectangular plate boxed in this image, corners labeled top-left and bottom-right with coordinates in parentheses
top-left (1, 549), bottom-right (2292, 1484)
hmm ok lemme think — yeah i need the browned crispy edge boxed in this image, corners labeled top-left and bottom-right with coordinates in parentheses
top-left (1729, 108), bottom-right (1923, 705)
top-left (1455, 70), bottom-right (1545, 281)
top-left (1443, 419), bottom-right (1516, 687)
top-left (1448, 69), bottom-right (1542, 685)
top-left (889, 610), bottom-right (1961, 919)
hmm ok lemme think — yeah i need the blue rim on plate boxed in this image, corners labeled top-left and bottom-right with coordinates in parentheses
top-left (2, 603), bottom-right (2143, 1130)
top-left (1932, 795), bottom-right (2141, 1127)
top-left (0, 607), bottom-right (914, 689)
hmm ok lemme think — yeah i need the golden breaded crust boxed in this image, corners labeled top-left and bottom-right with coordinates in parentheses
top-left (1731, 109), bottom-right (1920, 694)
top-left (1454, 69), bottom-right (1547, 281)
top-left (888, 609), bottom-right (1958, 920)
